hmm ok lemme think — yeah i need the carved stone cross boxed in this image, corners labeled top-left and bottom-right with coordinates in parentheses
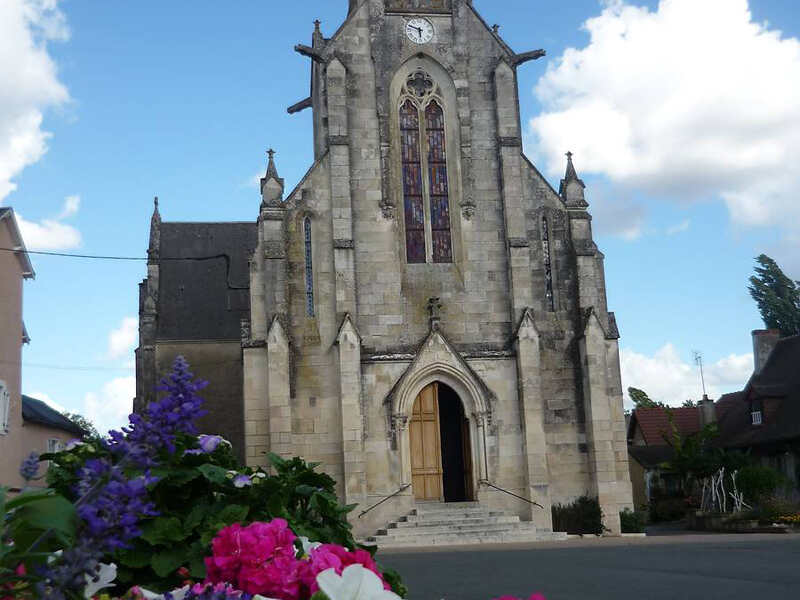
top-left (426, 297), bottom-right (443, 329)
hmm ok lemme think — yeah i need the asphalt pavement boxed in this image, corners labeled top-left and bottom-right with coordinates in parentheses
top-left (377, 533), bottom-right (800, 600)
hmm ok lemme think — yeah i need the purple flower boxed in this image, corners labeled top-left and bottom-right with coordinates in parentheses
top-left (106, 356), bottom-right (208, 466)
top-left (74, 457), bottom-right (159, 551)
top-left (19, 451), bottom-right (40, 481)
top-left (233, 474), bottom-right (253, 488)
top-left (199, 434), bottom-right (224, 453)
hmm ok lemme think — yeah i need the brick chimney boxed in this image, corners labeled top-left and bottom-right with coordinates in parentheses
top-left (698, 394), bottom-right (716, 427)
top-left (752, 329), bottom-right (780, 375)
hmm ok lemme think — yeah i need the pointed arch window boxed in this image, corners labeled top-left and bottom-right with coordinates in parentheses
top-left (304, 217), bottom-right (315, 317)
top-left (399, 70), bottom-right (453, 264)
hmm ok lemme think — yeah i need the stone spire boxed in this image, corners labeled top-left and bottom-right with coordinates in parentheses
top-left (560, 151), bottom-right (588, 209)
top-left (147, 196), bottom-right (161, 262)
top-left (349, 0), bottom-right (359, 15)
top-left (261, 149), bottom-right (285, 207)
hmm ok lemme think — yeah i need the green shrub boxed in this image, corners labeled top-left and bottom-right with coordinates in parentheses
top-left (649, 497), bottom-right (688, 522)
top-left (736, 465), bottom-right (788, 503)
top-left (620, 508), bottom-right (646, 533)
top-left (552, 495), bottom-right (605, 535)
top-left (45, 442), bottom-right (363, 593)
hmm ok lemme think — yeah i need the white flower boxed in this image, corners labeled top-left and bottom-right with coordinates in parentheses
top-left (65, 439), bottom-right (85, 451)
top-left (83, 562), bottom-right (117, 599)
top-left (298, 536), bottom-right (322, 556)
top-left (317, 565), bottom-right (401, 600)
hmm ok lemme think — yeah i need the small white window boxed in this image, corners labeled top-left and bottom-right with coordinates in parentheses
top-left (751, 411), bottom-right (762, 426)
top-left (47, 438), bottom-right (64, 453)
top-left (0, 380), bottom-right (9, 434)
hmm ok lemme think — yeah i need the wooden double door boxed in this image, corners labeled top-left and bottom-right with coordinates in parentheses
top-left (410, 383), bottom-right (473, 502)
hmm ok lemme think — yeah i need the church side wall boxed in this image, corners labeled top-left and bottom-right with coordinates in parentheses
top-left (282, 156), bottom-right (347, 494)
top-left (155, 342), bottom-right (245, 463)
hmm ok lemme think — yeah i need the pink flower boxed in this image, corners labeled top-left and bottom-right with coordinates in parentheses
top-left (205, 519), bottom-right (303, 599)
top-left (301, 544), bottom-right (389, 595)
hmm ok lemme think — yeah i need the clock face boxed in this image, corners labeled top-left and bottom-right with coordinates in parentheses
top-left (406, 18), bottom-right (434, 44)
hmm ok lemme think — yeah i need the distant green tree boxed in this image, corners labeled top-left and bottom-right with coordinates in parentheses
top-left (682, 399), bottom-right (697, 408)
top-left (748, 254), bottom-right (800, 337)
top-left (628, 387), bottom-right (667, 409)
top-left (62, 412), bottom-right (101, 441)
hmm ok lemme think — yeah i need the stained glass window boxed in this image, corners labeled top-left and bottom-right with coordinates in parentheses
top-left (542, 216), bottom-right (555, 311)
top-left (400, 99), bottom-right (426, 263)
top-left (425, 101), bottom-right (452, 263)
top-left (304, 217), bottom-right (314, 316)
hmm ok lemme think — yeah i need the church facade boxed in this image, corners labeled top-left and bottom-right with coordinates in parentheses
top-left (135, 0), bottom-right (633, 536)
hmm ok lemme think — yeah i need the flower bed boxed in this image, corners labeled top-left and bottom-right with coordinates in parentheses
top-left (1, 357), bottom-right (546, 600)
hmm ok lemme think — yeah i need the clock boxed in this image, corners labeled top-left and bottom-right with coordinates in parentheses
top-left (406, 18), bottom-right (434, 44)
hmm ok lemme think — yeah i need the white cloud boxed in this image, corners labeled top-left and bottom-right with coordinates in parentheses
top-left (586, 183), bottom-right (646, 240)
top-left (620, 343), bottom-right (754, 409)
top-left (16, 194), bottom-right (82, 250)
top-left (108, 317), bottom-right (138, 360)
top-left (57, 193), bottom-right (79, 218)
top-left (530, 0), bottom-right (800, 243)
top-left (17, 212), bottom-right (80, 250)
top-left (27, 391), bottom-right (65, 413)
top-left (0, 0), bottom-right (70, 200)
top-left (83, 376), bottom-right (135, 434)
top-left (666, 219), bottom-right (691, 236)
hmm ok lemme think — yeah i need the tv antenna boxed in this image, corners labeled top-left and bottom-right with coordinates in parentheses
top-left (693, 351), bottom-right (707, 397)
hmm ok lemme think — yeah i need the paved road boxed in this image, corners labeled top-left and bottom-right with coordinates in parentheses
top-left (377, 534), bottom-right (800, 600)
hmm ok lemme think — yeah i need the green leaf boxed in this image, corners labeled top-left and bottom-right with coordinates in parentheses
top-left (117, 547), bottom-right (152, 568)
top-left (141, 517), bottom-right (187, 545)
top-left (5, 488), bottom-right (56, 511)
top-left (215, 504), bottom-right (249, 525)
top-left (295, 484), bottom-right (318, 497)
top-left (164, 468), bottom-right (202, 487)
top-left (184, 503), bottom-right (209, 532)
top-left (151, 547), bottom-right (186, 578)
top-left (12, 495), bottom-right (77, 541)
top-left (311, 593), bottom-right (330, 600)
top-left (197, 464), bottom-right (229, 485)
top-left (189, 551), bottom-right (207, 579)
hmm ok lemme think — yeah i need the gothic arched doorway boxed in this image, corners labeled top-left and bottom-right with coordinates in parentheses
top-left (410, 382), bottom-right (474, 502)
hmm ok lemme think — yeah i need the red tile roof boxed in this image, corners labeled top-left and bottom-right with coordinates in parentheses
top-left (630, 407), bottom-right (701, 446)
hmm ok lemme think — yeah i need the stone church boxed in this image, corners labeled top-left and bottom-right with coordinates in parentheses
top-left (135, 0), bottom-right (633, 537)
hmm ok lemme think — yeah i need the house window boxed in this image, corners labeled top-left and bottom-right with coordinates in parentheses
top-left (0, 380), bottom-right (9, 434)
top-left (542, 215), bottom-right (555, 311)
top-left (304, 217), bottom-right (315, 317)
top-left (751, 410), bottom-right (762, 426)
top-left (47, 438), bottom-right (64, 453)
top-left (399, 70), bottom-right (453, 264)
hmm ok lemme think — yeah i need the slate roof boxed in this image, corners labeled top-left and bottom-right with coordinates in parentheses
top-left (628, 407), bottom-right (702, 446)
top-left (716, 335), bottom-right (800, 448)
top-left (22, 396), bottom-right (84, 436)
top-left (157, 222), bottom-right (258, 341)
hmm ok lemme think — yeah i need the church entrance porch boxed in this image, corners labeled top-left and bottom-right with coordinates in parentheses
top-left (409, 382), bottom-right (473, 503)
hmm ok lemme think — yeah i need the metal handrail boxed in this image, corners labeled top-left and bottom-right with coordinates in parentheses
top-left (481, 480), bottom-right (544, 509)
top-left (358, 483), bottom-right (412, 519)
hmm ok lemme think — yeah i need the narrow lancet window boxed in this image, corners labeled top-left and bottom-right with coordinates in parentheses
top-left (426, 100), bottom-right (452, 263)
top-left (400, 99), bottom-right (426, 263)
top-left (542, 215), bottom-right (555, 311)
top-left (304, 217), bottom-right (315, 316)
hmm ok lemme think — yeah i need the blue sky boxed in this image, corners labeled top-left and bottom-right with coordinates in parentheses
top-left (3, 0), bottom-right (799, 431)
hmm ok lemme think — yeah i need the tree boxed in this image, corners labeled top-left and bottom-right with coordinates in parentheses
top-left (748, 254), bottom-right (800, 337)
top-left (628, 387), bottom-right (667, 409)
top-left (62, 412), bottom-right (101, 441)
top-left (682, 399), bottom-right (697, 408)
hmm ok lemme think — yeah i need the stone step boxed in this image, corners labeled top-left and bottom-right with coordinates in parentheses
top-left (409, 508), bottom-right (494, 519)
top-left (368, 530), bottom-right (566, 548)
top-left (377, 522), bottom-right (535, 538)
top-left (394, 515), bottom-right (520, 528)
top-left (412, 502), bottom-right (482, 513)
